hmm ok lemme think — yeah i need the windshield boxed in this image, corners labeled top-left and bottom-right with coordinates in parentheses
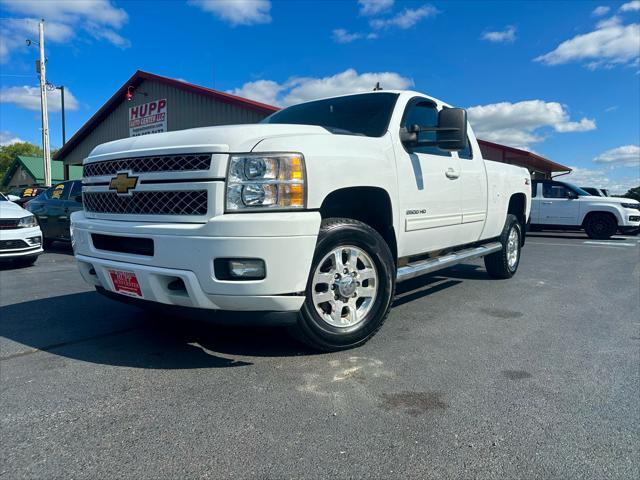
top-left (261, 92), bottom-right (399, 137)
top-left (559, 181), bottom-right (591, 196)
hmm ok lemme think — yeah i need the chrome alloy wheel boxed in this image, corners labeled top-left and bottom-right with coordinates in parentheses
top-left (311, 245), bottom-right (378, 328)
top-left (506, 226), bottom-right (519, 270)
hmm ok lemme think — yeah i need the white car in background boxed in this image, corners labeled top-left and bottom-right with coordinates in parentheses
top-left (0, 192), bottom-right (43, 266)
top-left (530, 180), bottom-right (640, 239)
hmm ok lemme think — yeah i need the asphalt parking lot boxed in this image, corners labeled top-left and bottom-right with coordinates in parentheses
top-left (1, 232), bottom-right (639, 479)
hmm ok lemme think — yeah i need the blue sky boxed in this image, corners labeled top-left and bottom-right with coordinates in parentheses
top-left (1, 0), bottom-right (639, 192)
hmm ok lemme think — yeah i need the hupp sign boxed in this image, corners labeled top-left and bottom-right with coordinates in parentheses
top-left (129, 99), bottom-right (167, 137)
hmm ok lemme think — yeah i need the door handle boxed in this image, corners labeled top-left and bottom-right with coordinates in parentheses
top-left (542, 201), bottom-right (553, 204)
top-left (445, 168), bottom-right (460, 179)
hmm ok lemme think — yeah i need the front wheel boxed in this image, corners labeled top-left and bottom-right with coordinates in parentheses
top-left (584, 213), bottom-right (617, 239)
top-left (484, 214), bottom-right (522, 279)
top-left (290, 218), bottom-right (395, 352)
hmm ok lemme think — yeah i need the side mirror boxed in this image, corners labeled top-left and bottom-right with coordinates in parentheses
top-left (567, 191), bottom-right (579, 200)
top-left (436, 108), bottom-right (468, 151)
top-left (399, 107), bottom-right (469, 152)
top-left (7, 194), bottom-right (20, 202)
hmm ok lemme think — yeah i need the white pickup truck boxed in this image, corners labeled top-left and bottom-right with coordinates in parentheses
top-left (530, 179), bottom-right (640, 238)
top-left (71, 90), bottom-right (531, 350)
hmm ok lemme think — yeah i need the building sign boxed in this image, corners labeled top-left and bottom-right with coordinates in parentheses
top-left (129, 99), bottom-right (167, 137)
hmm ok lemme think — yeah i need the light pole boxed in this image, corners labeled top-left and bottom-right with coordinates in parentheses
top-left (47, 82), bottom-right (67, 179)
top-left (26, 19), bottom-right (51, 187)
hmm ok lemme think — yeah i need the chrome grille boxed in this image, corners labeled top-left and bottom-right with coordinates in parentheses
top-left (83, 154), bottom-right (212, 177)
top-left (83, 191), bottom-right (208, 215)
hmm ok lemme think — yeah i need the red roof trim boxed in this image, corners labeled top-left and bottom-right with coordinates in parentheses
top-left (54, 70), bottom-right (279, 161)
top-left (477, 138), bottom-right (571, 173)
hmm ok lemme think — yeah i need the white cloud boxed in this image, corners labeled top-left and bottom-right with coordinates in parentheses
top-left (229, 68), bottom-right (412, 107)
top-left (592, 6), bottom-right (610, 16)
top-left (370, 4), bottom-right (438, 29)
top-left (0, 0), bottom-right (130, 63)
top-left (535, 19), bottom-right (640, 69)
top-left (188, 0), bottom-right (271, 26)
top-left (593, 145), bottom-right (640, 167)
top-left (620, 1), bottom-right (640, 12)
top-left (563, 166), bottom-right (639, 194)
top-left (467, 100), bottom-right (596, 149)
top-left (358, 0), bottom-right (394, 16)
top-left (0, 85), bottom-right (79, 112)
top-left (482, 26), bottom-right (516, 43)
top-left (332, 29), bottom-right (363, 43)
top-left (0, 131), bottom-right (24, 146)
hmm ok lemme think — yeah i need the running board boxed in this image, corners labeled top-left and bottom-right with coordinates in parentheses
top-left (396, 242), bottom-right (502, 283)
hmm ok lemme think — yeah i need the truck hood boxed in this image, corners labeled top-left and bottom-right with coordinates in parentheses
top-left (579, 196), bottom-right (639, 207)
top-left (85, 124), bottom-right (331, 163)
top-left (0, 201), bottom-right (32, 219)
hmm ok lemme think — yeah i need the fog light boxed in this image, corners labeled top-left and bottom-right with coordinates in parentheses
top-left (214, 258), bottom-right (266, 280)
top-left (229, 259), bottom-right (265, 279)
top-left (26, 236), bottom-right (42, 246)
top-left (630, 215), bottom-right (640, 222)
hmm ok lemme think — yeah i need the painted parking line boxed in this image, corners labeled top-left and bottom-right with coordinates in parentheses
top-left (528, 241), bottom-right (637, 248)
top-left (584, 241), bottom-right (637, 247)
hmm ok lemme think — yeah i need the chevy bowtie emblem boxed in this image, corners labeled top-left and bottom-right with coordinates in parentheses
top-left (109, 172), bottom-right (138, 195)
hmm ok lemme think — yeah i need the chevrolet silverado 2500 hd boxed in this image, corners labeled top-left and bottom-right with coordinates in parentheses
top-left (71, 90), bottom-right (531, 351)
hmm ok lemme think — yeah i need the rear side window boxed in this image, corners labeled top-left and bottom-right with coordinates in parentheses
top-left (458, 136), bottom-right (473, 160)
top-left (401, 100), bottom-right (451, 157)
top-left (70, 181), bottom-right (82, 197)
top-left (48, 183), bottom-right (70, 200)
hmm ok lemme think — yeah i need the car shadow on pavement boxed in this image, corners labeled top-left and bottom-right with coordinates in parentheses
top-left (1, 265), bottom-right (483, 367)
top-left (0, 291), bottom-right (313, 369)
top-left (527, 232), bottom-right (632, 241)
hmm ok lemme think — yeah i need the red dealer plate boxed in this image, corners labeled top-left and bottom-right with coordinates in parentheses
top-left (108, 270), bottom-right (143, 298)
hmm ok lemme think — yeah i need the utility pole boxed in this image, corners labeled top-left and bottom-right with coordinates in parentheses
top-left (37, 19), bottom-right (52, 187)
top-left (59, 85), bottom-right (68, 180)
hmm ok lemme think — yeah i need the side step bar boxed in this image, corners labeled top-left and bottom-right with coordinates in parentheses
top-left (396, 242), bottom-right (502, 283)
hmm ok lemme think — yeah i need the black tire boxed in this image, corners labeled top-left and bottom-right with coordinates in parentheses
top-left (290, 218), bottom-right (395, 352)
top-left (13, 255), bottom-right (38, 267)
top-left (584, 213), bottom-right (617, 239)
top-left (43, 238), bottom-right (54, 249)
top-left (484, 214), bottom-right (522, 279)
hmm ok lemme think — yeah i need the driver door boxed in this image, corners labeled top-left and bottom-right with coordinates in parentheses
top-left (395, 99), bottom-right (462, 255)
top-left (539, 182), bottom-right (580, 225)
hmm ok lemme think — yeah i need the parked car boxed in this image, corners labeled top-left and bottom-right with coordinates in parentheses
top-left (580, 187), bottom-right (610, 197)
top-left (530, 180), bottom-right (640, 238)
top-left (0, 192), bottom-right (43, 266)
top-left (71, 90), bottom-right (531, 351)
top-left (26, 180), bottom-right (83, 248)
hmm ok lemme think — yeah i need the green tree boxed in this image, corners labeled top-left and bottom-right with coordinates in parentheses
top-left (0, 142), bottom-right (43, 178)
top-left (622, 186), bottom-right (640, 202)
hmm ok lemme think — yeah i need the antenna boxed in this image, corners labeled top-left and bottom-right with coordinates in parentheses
top-left (373, 82), bottom-right (383, 91)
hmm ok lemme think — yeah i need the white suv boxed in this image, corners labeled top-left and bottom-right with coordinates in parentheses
top-left (530, 180), bottom-right (640, 238)
top-left (0, 193), bottom-right (43, 266)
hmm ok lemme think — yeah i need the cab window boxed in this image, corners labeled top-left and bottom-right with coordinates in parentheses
top-left (401, 100), bottom-right (451, 157)
top-left (542, 183), bottom-right (571, 199)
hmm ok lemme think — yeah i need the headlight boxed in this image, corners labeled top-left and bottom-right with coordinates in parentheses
top-left (17, 215), bottom-right (38, 228)
top-left (621, 202), bottom-right (640, 209)
top-left (226, 153), bottom-right (306, 211)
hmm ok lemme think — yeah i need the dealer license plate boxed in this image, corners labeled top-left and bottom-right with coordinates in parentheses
top-left (108, 270), bottom-right (143, 298)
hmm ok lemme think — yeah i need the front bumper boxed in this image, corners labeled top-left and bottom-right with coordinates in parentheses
top-left (0, 226), bottom-right (43, 259)
top-left (72, 211), bottom-right (321, 312)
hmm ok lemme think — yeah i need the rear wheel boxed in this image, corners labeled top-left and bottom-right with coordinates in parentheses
top-left (290, 218), bottom-right (395, 351)
top-left (584, 213), bottom-right (617, 239)
top-left (484, 214), bottom-right (522, 279)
